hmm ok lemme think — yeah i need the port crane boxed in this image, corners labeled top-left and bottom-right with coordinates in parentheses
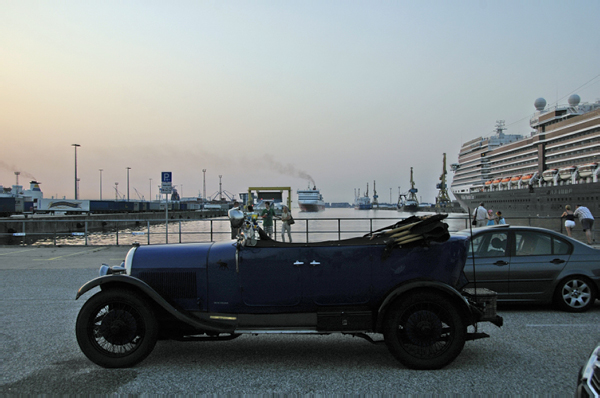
top-left (436, 153), bottom-right (452, 209)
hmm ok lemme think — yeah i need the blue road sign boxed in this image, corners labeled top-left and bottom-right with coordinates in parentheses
top-left (161, 172), bottom-right (172, 183)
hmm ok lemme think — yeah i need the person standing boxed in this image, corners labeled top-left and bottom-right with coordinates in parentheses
top-left (496, 211), bottom-right (506, 225)
top-left (280, 205), bottom-right (293, 243)
top-left (574, 204), bottom-right (595, 244)
top-left (486, 209), bottom-right (496, 226)
top-left (473, 203), bottom-right (488, 227)
top-left (260, 201), bottom-right (276, 238)
top-left (561, 205), bottom-right (576, 237)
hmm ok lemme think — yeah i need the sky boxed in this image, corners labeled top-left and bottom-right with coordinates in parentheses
top-left (1, 1), bottom-right (599, 205)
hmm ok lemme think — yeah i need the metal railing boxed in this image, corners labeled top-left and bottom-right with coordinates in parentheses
top-left (0, 214), bottom-right (592, 246)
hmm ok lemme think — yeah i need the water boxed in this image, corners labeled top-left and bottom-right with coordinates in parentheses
top-left (37, 208), bottom-right (470, 246)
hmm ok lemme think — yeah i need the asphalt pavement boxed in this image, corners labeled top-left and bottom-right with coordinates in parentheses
top-left (1, 245), bottom-right (599, 395)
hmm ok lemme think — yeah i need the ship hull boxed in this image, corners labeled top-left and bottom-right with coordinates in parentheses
top-left (454, 181), bottom-right (600, 219)
top-left (298, 203), bottom-right (325, 212)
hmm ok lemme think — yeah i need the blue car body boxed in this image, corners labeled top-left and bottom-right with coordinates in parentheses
top-left (75, 216), bottom-right (502, 370)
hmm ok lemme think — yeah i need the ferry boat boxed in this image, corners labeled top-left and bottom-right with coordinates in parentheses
top-left (354, 183), bottom-right (373, 210)
top-left (297, 185), bottom-right (325, 212)
top-left (451, 94), bottom-right (600, 218)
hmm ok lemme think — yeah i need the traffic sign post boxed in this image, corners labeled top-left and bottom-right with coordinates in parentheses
top-left (161, 172), bottom-right (172, 243)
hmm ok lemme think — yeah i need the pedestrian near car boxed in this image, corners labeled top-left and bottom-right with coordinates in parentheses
top-left (260, 201), bottom-right (276, 238)
top-left (280, 205), bottom-right (293, 243)
top-left (561, 205), bottom-right (576, 237)
top-left (496, 211), bottom-right (506, 225)
top-left (574, 204), bottom-right (595, 244)
top-left (486, 209), bottom-right (495, 226)
top-left (472, 203), bottom-right (488, 227)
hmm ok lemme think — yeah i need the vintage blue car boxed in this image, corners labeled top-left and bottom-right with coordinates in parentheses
top-left (75, 215), bottom-right (502, 370)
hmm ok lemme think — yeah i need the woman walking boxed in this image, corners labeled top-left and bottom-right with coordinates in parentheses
top-left (281, 205), bottom-right (293, 243)
top-left (561, 205), bottom-right (576, 237)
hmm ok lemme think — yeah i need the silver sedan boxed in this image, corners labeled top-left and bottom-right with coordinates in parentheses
top-left (456, 225), bottom-right (600, 312)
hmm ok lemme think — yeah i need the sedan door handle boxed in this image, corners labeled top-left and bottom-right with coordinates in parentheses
top-left (494, 260), bottom-right (508, 266)
top-left (293, 261), bottom-right (304, 267)
top-left (550, 258), bottom-right (566, 264)
top-left (310, 261), bottom-right (321, 267)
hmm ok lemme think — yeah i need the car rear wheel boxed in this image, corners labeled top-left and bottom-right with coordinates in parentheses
top-left (76, 290), bottom-right (158, 368)
top-left (383, 291), bottom-right (467, 370)
top-left (554, 276), bottom-right (596, 312)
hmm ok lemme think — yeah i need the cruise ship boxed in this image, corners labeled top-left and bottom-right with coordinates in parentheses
top-left (451, 94), bottom-right (600, 218)
top-left (297, 185), bottom-right (325, 212)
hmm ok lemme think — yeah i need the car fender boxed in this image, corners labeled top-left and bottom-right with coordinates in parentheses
top-left (76, 274), bottom-right (235, 334)
top-left (375, 280), bottom-right (473, 332)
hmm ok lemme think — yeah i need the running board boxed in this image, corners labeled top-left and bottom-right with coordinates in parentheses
top-left (466, 332), bottom-right (490, 341)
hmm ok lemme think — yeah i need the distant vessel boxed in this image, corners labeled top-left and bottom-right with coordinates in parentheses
top-left (354, 183), bottom-right (373, 210)
top-left (399, 167), bottom-right (419, 212)
top-left (451, 94), bottom-right (600, 218)
top-left (297, 185), bottom-right (325, 212)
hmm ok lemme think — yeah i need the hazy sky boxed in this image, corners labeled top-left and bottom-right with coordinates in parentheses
top-left (2, 1), bottom-right (599, 205)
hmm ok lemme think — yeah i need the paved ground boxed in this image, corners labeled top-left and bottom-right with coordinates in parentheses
top-left (1, 245), bottom-right (599, 395)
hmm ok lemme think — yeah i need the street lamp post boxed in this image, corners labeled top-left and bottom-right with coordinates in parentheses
top-left (202, 169), bottom-right (206, 202)
top-left (115, 182), bottom-right (119, 200)
top-left (126, 167), bottom-right (131, 201)
top-left (149, 178), bottom-right (152, 201)
top-left (72, 144), bottom-right (80, 199)
top-left (99, 169), bottom-right (103, 200)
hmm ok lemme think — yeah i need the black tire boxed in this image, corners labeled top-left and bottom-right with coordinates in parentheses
top-left (383, 291), bottom-right (467, 370)
top-left (76, 290), bottom-right (158, 368)
top-left (554, 276), bottom-right (597, 312)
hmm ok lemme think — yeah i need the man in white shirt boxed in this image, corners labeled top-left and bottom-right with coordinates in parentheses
top-left (574, 204), bottom-right (595, 244)
top-left (473, 203), bottom-right (488, 227)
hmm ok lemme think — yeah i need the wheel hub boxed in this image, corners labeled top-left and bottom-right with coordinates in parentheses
top-left (405, 310), bottom-right (443, 346)
top-left (99, 309), bottom-right (138, 345)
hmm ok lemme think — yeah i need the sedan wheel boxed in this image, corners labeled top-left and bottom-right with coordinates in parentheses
top-left (555, 277), bottom-right (596, 312)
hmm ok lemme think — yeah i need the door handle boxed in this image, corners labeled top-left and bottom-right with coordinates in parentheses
top-left (293, 261), bottom-right (304, 267)
top-left (550, 258), bottom-right (566, 264)
top-left (310, 261), bottom-right (321, 266)
top-left (494, 260), bottom-right (508, 266)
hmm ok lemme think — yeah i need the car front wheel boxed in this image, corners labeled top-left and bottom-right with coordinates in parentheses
top-left (76, 289), bottom-right (158, 368)
top-left (383, 291), bottom-right (467, 370)
top-left (554, 276), bottom-right (596, 312)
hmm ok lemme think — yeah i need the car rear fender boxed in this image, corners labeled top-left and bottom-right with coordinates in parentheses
top-left (75, 274), bottom-right (235, 334)
top-left (375, 281), bottom-right (474, 332)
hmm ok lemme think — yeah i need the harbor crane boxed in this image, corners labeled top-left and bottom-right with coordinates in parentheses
top-left (436, 153), bottom-right (452, 209)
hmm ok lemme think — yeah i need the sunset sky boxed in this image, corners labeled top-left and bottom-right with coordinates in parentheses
top-left (2, 1), bottom-right (599, 205)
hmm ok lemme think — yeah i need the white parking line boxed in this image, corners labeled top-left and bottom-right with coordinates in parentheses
top-left (32, 248), bottom-right (106, 261)
top-left (0, 248), bottom-right (38, 255)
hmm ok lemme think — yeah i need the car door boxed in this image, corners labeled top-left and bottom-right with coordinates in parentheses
top-left (508, 230), bottom-right (571, 301)
top-left (305, 245), bottom-right (373, 306)
top-left (238, 245), bottom-right (304, 307)
top-left (464, 231), bottom-right (510, 297)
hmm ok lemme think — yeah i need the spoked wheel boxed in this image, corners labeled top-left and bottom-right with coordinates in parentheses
top-left (383, 291), bottom-right (466, 370)
top-left (76, 290), bottom-right (158, 368)
top-left (555, 276), bottom-right (597, 312)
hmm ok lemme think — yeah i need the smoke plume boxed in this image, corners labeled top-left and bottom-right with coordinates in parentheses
top-left (0, 161), bottom-right (37, 182)
top-left (262, 155), bottom-right (315, 186)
